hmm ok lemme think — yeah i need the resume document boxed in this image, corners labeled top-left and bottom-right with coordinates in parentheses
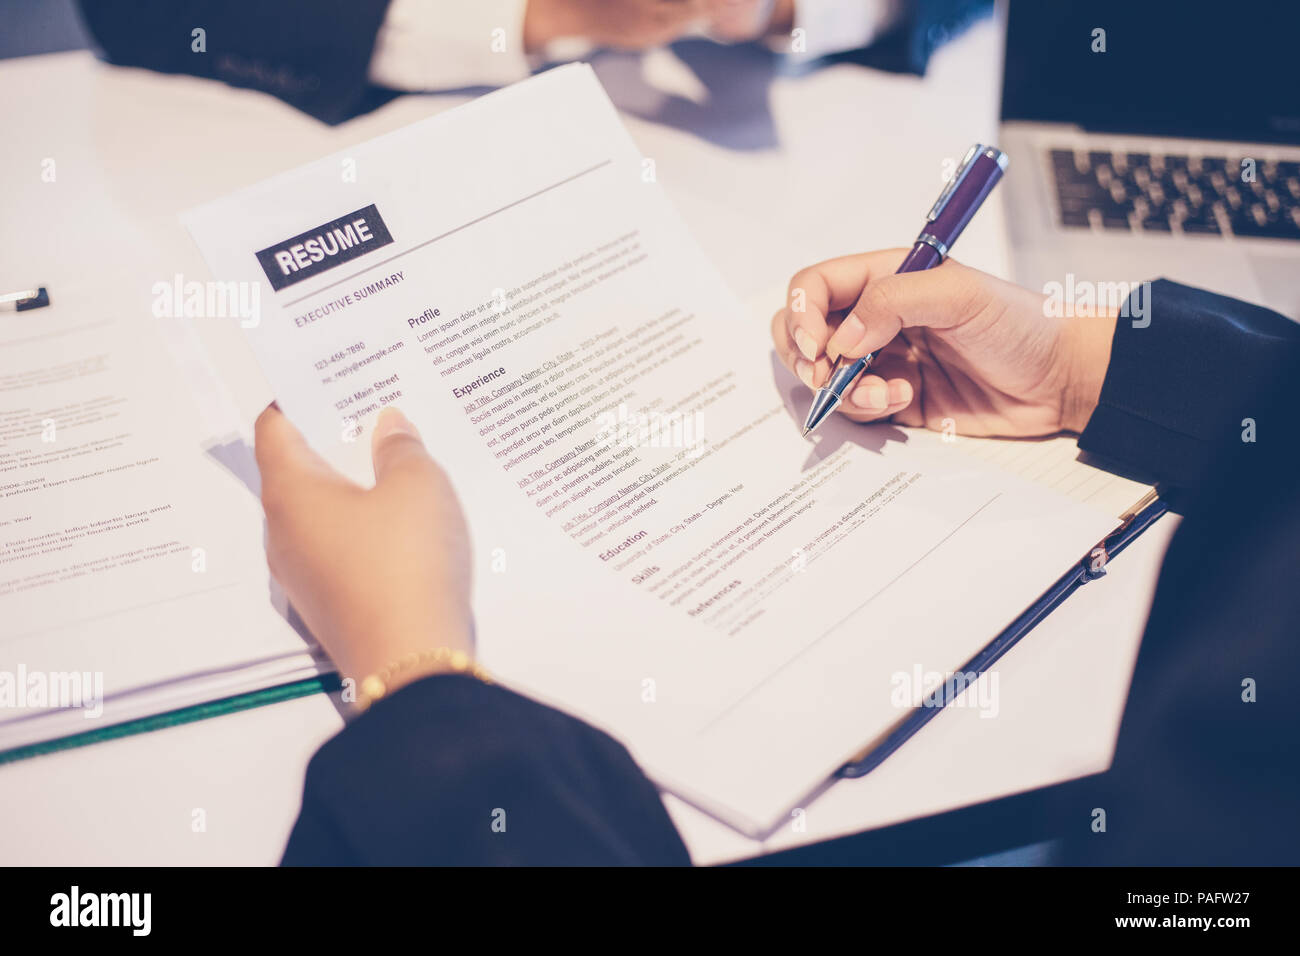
top-left (183, 66), bottom-right (1119, 834)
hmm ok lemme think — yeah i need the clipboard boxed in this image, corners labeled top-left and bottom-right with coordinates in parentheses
top-left (834, 489), bottom-right (1168, 779)
top-left (1, 495), bottom-right (1169, 779)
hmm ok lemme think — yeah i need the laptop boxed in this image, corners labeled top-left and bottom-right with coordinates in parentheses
top-left (998, 0), bottom-right (1300, 319)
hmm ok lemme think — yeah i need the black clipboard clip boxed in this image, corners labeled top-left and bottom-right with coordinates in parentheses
top-left (836, 491), bottom-right (1168, 779)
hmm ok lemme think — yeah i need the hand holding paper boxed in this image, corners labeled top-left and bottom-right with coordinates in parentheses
top-left (254, 405), bottom-right (474, 686)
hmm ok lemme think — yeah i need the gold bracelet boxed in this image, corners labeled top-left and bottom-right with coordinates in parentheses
top-left (355, 647), bottom-right (491, 712)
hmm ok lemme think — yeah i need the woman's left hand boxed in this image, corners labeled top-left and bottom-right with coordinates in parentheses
top-left (254, 405), bottom-right (475, 688)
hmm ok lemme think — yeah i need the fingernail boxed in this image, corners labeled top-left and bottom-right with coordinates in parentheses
top-left (373, 407), bottom-right (419, 442)
top-left (852, 384), bottom-right (888, 410)
top-left (793, 327), bottom-right (819, 362)
top-left (830, 313), bottom-right (866, 354)
top-left (795, 360), bottom-right (816, 389)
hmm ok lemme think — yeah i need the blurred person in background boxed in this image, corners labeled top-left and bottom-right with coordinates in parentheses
top-left (75, 0), bottom-right (990, 123)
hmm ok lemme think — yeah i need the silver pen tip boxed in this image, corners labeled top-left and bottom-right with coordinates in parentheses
top-left (802, 386), bottom-right (841, 436)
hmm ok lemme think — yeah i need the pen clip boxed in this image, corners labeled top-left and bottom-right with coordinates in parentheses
top-left (927, 144), bottom-right (982, 222)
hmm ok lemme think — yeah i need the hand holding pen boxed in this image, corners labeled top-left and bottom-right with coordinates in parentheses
top-left (771, 145), bottom-right (1117, 438)
top-left (800, 145), bottom-right (1007, 434)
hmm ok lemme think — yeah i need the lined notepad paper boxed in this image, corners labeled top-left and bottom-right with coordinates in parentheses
top-left (954, 434), bottom-right (1153, 519)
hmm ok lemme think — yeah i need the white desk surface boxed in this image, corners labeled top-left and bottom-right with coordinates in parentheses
top-left (0, 17), bottom-right (1174, 865)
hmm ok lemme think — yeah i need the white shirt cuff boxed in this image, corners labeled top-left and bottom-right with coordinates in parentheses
top-left (774, 0), bottom-right (903, 61)
top-left (369, 0), bottom-right (533, 91)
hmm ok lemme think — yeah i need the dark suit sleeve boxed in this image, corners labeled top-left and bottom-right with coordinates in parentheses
top-left (1062, 344), bottom-right (1300, 865)
top-left (1078, 279), bottom-right (1300, 495)
top-left (75, 0), bottom-right (393, 125)
top-left (281, 674), bottom-right (691, 865)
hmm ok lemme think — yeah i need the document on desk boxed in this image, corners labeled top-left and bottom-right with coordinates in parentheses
top-left (184, 64), bottom-right (1118, 835)
top-left (0, 307), bottom-right (323, 750)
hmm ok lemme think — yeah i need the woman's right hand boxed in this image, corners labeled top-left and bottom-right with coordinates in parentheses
top-left (770, 250), bottom-right (1118, 437)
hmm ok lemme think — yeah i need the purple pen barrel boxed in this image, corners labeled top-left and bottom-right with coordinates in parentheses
top-left (902, 144), bottom-right (1009, 272)
top-left (895, 241), bottom-right (944, 273)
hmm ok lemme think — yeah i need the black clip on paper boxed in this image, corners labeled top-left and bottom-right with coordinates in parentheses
top-left (836, 494), bottom-right (1169, 779)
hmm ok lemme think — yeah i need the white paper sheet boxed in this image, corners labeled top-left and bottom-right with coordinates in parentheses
top-left (183, 64), bottom-right (1117, 834)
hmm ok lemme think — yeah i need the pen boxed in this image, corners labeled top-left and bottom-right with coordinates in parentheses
top-left (0, 287), bottom-right (50, 312)
top-left (802, 144), bottom-right (1008, 436)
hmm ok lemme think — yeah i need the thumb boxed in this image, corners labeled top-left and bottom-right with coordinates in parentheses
top-left (826, 259), bottom-right (987, 361)
top-left (254, 403), bottom-right (334, 500)
top-left (371, 407), bottom-right (438, 485)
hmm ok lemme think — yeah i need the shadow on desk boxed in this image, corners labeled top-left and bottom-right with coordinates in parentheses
top-left (588, 39), bottom-right (781, 151)
top-left (390, 40), bottom-right (783, 151)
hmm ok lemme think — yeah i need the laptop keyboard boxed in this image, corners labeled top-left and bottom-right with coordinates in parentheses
top-left (1049, 148), bottom-right (1300, 241)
